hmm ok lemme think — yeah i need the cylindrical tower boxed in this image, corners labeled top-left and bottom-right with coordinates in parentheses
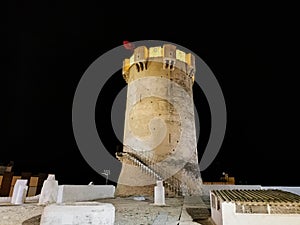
top-left (116, 44), bottom-right (202, 197)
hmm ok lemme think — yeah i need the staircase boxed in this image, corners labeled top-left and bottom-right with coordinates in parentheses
top-left (116, 151), bottom-right (183, 196)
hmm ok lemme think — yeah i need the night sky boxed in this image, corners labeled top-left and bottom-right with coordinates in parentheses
top-left (4, 2), bottom-right (299, 186)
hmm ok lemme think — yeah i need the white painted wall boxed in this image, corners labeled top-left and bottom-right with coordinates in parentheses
top-left (57, 185), bottom-right (115, 203)
top-left (210, 193), bottom-right (222, 225)
top-left (209, 186), bottom-right (300, 225)
top-left (213, 202), bottom-right (300, 225)
top-left (40, 202), bottom-right (115, 225)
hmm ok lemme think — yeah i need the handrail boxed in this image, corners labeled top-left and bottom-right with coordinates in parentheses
top-left (117, 146), bottom-right (188, 196)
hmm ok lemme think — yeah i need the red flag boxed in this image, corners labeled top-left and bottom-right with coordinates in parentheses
top-left (123, 40), bottom-right (135, 51)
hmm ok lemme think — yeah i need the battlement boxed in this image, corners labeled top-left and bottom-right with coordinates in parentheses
top-left (122, 44), bottom-right (196, 83)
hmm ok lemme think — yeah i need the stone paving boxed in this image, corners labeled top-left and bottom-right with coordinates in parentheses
top-left (101, 197), bottom-right (183, 225)
top-left (100, 195), bottom-right (214, 225)
top-left (0, 195), bottom-right (214, 225)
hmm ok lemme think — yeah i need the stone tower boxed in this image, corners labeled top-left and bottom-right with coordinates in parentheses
top-left (116, 44), bottom-right (202, 197)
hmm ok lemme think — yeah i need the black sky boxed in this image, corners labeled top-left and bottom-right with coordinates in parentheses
top-left (4, 2), bottom-right (299, 186)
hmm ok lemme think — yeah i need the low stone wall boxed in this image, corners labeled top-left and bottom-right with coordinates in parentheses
top-left (203, 185), bottom-right (300, 196)
top-left (57, 185), bottom-right (115, 203)
top-left (262, 186), bottom-right (300, 196)
top-left (40, 202), bottom-right (115, 225)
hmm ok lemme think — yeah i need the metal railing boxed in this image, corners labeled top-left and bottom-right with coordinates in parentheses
top-left (117, 146), bottom-right (187, 196)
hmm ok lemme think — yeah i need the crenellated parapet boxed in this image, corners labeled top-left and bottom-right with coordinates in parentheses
top-left (122, 44), bottom-right (196, 85)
